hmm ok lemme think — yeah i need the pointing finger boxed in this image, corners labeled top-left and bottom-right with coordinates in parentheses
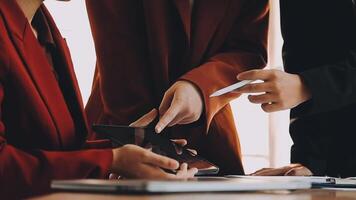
top-left (156, 98), bottom-right (183, 133)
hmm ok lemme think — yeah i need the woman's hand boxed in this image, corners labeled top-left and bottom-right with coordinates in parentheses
top-left (154, 81), bottom-right (203, 133)
top-left (131, 81), bottom-right (203, 133)
top-left (251, 164), bottom-right (313, 176)
top-left (111, 145), bottom-right (198, 179)
top-left (123, 108), bottom-right (198, 179)
top-left (236, 69), bottom-right (311, 112)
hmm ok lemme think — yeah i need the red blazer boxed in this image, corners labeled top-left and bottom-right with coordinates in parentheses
top-left (86, 0), bottom-right (269, 175)
top-left (0, 0), bottom-right (112, 198)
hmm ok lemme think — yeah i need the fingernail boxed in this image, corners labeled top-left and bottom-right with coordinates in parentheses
top-left (192, 168), bottom-right (198, 174)
top-left (109, 173), bottom-right (115, 179)
top-left (155, 126), bottom-right (162, 133)
top-left (174, 161), bottom-right (180, 169)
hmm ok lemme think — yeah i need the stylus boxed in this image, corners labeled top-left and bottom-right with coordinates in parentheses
top-left (210, 80), bottom-right (253, 97)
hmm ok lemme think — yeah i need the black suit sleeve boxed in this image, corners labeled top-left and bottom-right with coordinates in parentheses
top-left (281, 0), bottom-right (356, 117)
top-left (298, 49), bottom-right (356, 115)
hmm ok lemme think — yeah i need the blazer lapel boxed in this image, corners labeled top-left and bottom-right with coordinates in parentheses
top-left (0, 1), bottom-right (80, 148)
top-left (142, 0), bottom-right (231, 95)
top-left (191, 0), bottom-right (230, 64)
top-left (12, 29), bottom-right (76, 148)
top-left (143, 0), bottom-right (188, 95)
top-left (173, 0), bottom-right (191, 42)
top-left (41, 6), bottom-right (89, 143)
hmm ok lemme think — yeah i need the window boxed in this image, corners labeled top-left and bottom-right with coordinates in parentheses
top-left (45, 0), bottom-right (96, 103)
top-left (232, 0), bottom-right (292, 173)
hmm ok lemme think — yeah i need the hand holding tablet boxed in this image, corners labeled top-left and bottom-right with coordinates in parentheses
top-left (93, 124), bottom-right (219, 176)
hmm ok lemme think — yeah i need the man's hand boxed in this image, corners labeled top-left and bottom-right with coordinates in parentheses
top-left (111, 145), bottom-right (198, 179)
top-left (152, 81), bottom-right (203, 133)
top-left (251, 164), bottom-right (313, 176)
top-left (236, 69), bottom-right (311, 113)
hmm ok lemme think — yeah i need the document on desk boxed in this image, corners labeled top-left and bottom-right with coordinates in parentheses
top-left (313, 177), bottom-right (356, 189)
top-left (51, 177), bottom-right (311, 193)
top-left (226, 175), bottom-right (356, 189)
top-left (225, 175), bottom-right (335, 185)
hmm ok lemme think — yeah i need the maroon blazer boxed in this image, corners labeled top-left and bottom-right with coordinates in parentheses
top-left (86, 0), bottom-right (269, 175)
top-left (0, 0), bottom-right (112, 198)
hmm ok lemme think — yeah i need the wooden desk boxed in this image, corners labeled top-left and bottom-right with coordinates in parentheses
top-left (31, 190), bottom-right (356, 200)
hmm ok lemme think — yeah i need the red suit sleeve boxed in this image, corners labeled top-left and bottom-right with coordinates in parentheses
top-left (180, 0), bottom-right (269, 131)
top-left (0, 83), bottom-right (113, 198)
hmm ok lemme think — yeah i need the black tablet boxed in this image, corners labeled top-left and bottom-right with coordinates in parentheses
top-left (92, 124), bottom-right (219, 176)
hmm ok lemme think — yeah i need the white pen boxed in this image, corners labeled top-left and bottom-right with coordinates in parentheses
top-left (210, 80), bottom-right (254, 97)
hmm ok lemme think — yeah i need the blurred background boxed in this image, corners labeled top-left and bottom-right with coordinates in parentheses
top-left (45, 0), bottom-right (292, 174)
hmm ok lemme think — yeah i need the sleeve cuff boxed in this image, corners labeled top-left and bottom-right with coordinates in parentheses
top-left (294, 70), bottom-right (329, 117)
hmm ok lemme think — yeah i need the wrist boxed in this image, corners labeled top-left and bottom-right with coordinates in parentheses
top-left (182, 80), bottom-right (204, 106)
top-left (110, 148), bottom-right (122, 173)
top-left (296, 75), bottom-right (312, 103)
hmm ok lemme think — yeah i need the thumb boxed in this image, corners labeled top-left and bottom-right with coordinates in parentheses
top-left (129, 109), bottom-right (158, 127)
